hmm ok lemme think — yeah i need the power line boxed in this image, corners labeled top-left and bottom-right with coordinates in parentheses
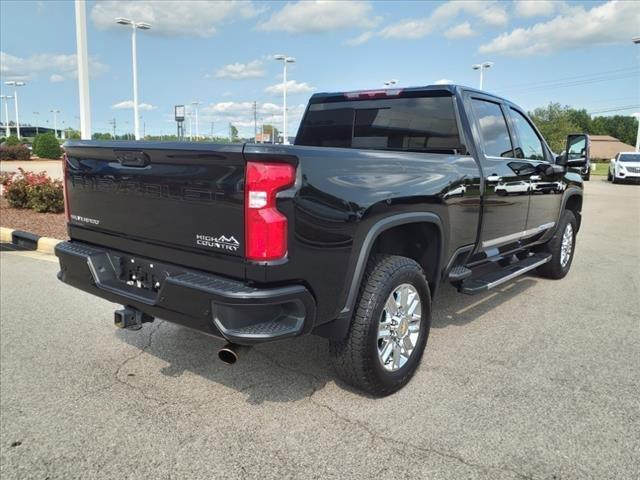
top-left (587, 105), bottom-right (640, 115)
top-left (497, 67), bottom-right (639, 94)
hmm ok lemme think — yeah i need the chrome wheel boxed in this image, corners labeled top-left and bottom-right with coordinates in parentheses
top-left (560, 223), bottom-right (573, 268)
top-left (377, 283), bottom-right (421, 372)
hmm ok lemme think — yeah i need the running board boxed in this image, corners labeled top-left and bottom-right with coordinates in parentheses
top-left (458, 253), bottom-right (551, 295)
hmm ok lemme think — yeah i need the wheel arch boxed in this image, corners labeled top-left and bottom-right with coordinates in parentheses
top-left (341, 212), bottom-right (445, 318)
top-left (563, 191), bottom-right (583, 231)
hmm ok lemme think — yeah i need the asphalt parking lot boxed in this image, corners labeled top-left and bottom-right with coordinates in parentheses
top-left (1, 177), bottom-right (638, 480)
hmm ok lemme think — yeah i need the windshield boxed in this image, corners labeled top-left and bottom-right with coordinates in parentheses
top-left (296, 95), bottom-right (464, 154)
top-left (619, 153), bottom-right (640, 162)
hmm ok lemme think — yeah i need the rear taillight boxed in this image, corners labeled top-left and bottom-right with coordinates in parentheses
top-left (62, 153), bottom-right (70, 222)
top-left (245, 161), bottom-right (295, 261)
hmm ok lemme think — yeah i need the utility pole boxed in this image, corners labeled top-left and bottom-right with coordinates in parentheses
top-left (75, 0), bottom-right (92, 139)
top-left (33, 112), bottom-right (39, 135)
top-left (109, 118), bottom-right (116, 138)
top-left (210, 121), bottom-right (214, 139)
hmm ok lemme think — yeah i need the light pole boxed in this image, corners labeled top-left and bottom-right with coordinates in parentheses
top-left (191, 101), bottom-right (201, 140)
top-left (0, 95), bottom-right (12, 137)
top-left (75, 0), bottom-right (92, 139)
top-left (274, 54), bottom-right (295, 144)
top-left (50, 109), bottom-right (60, 138)
top-left (115, 17), bottom-right (151, 141)
top-left (472, 62), bottom-right (493, 90)
top-left (33, 111), bottom-right (39, 135)
top-left (4, 81), bottom-right (25, 139)
top-left (384, 79), bottom-right (398, 87)
top-left (634, 37), bottom-right (640, 152)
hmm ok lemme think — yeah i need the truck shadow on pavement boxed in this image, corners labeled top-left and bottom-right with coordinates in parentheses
top-left (113, 276), bottom-right (538, 404)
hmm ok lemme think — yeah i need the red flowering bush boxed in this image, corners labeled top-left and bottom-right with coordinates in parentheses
top-left (3, 168), bottom-right (64, 213)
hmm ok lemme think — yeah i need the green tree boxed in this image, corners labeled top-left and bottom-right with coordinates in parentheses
top-left (92, 132), bottom-right (113, 140)
top-left (33, 133), bottom-right (62, 159)
top-left (230, 125), bottom-right (239, 142)
top-left (4, 135), bottom-right (21, 146)
top-left (590, 115), bottom-right (637, 146)
top-left (529, 103), bottom-right (581, 153)
top-left (262, 124), bottom-right (279, 142)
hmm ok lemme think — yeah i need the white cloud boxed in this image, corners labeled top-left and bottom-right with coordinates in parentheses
top-left (1, 51), bottom-right (108, 82)
top-left (213, 60), bottom-right (264, 79)
top-left (513, 0), bottom-right (559, 18)
top-left (444, 22), bottom-right (474, 39)
top-left (380, 1), bottom-right (508, 40)
top-left (434, 78), bottom-right (454, 85)
top-left (91, 1), bottom-right (262, 37)
top-left (258, 1), bottom-right (381, 34)
top-left (265, 80), bottom-right (316, 95)
top-left (480, 0), bottom-right (640, 56)
top-left (345, 31), bottom-right (374, 46)
top-left (198, 101), bottom-right (307, 136)
top-left (112, 100), bottom-right (157, 111)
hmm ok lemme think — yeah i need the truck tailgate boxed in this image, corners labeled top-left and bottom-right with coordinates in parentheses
top-left (64, 142), bottom-right (246, 276)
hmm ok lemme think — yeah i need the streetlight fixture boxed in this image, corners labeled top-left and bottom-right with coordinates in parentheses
top-left (4, 81), bottom-right (25, 139)
top-left (50, 109), bottom-right (60, 138)
top-left (472, 62), bottom-right (493, 90)
top-left (191, 101), bottom-right (201, 140)
top-left (0, 95), bottom-right (12, 137)
top-left (384, 79), bottom-right (398, 87)
top-left (115, 17), bottom-right (151, 140)
top-left (274, 54), bottom-right (295, 144)
top-left (33, 111), bottom-right (40, 135)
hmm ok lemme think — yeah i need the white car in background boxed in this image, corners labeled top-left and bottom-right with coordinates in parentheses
top-left (608, 152), bottom-right (640, 184)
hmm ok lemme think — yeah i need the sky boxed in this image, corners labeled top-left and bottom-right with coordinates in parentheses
top-left (1, 0), bottom-right (639, 139)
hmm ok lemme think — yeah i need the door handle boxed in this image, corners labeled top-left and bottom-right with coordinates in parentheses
top-left (529, 175), bottom-right (542, 181)
top-left (487, 175), bottom-right (501, 182)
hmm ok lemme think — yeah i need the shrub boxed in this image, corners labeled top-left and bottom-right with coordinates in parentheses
top-left (27, 180), bottom-right (64, 213)
top-left (33, 133), bottom-right (62, 159)
top-left (0, 145), bottom-right (31, 160)
top-left (0, 171), bottom-right (15, 186)
top-left (4, 135), bottom-right (21, 146)
top-left (4, 177), bottom-right (30, 208)
top-left (3, 168), bottom-right (62, 212)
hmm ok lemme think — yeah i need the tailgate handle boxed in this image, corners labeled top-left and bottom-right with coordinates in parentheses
top-left (115, 150), bottom-right (150, 168)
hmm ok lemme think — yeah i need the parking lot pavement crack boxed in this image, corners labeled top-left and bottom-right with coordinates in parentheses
top-left (310, 395), bottom-right (534, 479)
top-left (113, 321), bottom-right (170, 406)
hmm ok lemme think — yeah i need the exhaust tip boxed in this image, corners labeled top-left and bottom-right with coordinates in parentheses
top-left (218, 345), bottom-right (239, 365)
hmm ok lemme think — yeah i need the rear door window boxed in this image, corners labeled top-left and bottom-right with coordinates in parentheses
top-left (297, 96), bottom-right (463, 153)
top-left (470, 99), bottom-right (514, 158)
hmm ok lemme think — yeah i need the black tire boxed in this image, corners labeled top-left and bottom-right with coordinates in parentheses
top-left (329, 255), bottom-right (431, 396)
top-left (612, 176), bottom-right (619, 184)
top-left (607, 171), bottom-right (612, 181)
top-left (583, 173), bottom-right (590, 181)
top-left (536, 210), bottom-right (577, 279)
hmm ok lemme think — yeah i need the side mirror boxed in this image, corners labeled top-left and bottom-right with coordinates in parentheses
top-left (563, 134), bottom-right (589, 167)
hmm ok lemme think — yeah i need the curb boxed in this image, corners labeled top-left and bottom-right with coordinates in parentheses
top-left (0, 227), bottom-right (62, 255)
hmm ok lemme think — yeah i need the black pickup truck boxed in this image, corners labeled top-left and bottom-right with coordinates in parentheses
top-left (56, 84), bottom-right (588, 395)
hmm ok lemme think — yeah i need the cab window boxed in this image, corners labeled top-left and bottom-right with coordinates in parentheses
top-left (510, 108), bottom-right (545, 161)
top-left (470, 99), bottom-right (514, 158)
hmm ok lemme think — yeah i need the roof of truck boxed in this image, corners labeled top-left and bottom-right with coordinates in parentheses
top-left (310, 84), bottom-right (509, 104)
